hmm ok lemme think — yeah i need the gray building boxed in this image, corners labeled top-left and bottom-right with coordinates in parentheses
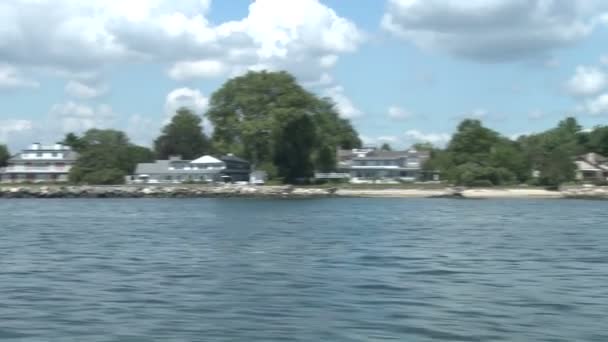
top-left (1, 143), bottom-right (78, 183)
top-left (130, 154), bottom-right (251, 184)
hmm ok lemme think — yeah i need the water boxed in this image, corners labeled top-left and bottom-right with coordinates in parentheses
top-left (1, 198), bottom-right (607, 341)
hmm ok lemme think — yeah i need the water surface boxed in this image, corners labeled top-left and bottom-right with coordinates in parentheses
top-left (1, 198), bottom-right (607, 341)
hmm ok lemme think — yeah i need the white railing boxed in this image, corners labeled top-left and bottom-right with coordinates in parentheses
top-left (3, 166), bottom-right (70, 173)
top-left (314, 172), bottom-right (350, 179)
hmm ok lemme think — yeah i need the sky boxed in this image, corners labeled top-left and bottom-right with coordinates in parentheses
top-left (1, 0), bottom-right (608, 151)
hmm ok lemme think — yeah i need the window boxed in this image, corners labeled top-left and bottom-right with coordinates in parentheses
top-left (36, 152), bottom-right (43, 157)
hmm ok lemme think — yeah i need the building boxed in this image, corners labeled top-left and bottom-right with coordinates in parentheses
top-left (575, 153), bottom-right (608, 183)
top-left (0, 143), bottom-right (78, 183)
top-left (130, 154), bottom-right (251, 184)
top-left (317, 147), bottom-right (435, 183)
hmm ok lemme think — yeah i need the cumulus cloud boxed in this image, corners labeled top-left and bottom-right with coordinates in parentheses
top-left (0, 65), bottom-right (39, 89)
top-left (0, 0), bottom-right (362, 85)
top-left (0, 120), bottom-right (33, 144)
top-left (165, 88), bottom-right (209, 116)
top-left (584, 93), bottom-right (608, 115)
top-left (382, 0), bottom-right (607, 62)
top-left (404, 129), bottom-right (451, 146)
top-left (165, 87), bottom-right (212, 133)
top-left (65, 80), bottom-right (108, 99)
top-left (168, 60), bottom-right (227, 80)
top-left (323, 86), bottom-right (363, 119)
top-left (566, 66), bottom-right (607, 97)
top-left (387, 106), bottom-right (413, 120)
top-left (49, 101), bottom-right (116, 133)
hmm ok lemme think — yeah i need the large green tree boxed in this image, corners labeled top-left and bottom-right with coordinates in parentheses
top-left (273, 111), bottom-right (318, 182)
top-left (205, 71), bottom-right (360, 178)
top-left (426, 119), bottom-right (530, 186)
top-left (69, 129), bottom-right (154, 184)
top-left (154, 108), bottom-right (210, 160)
top-left (0, 144), bottom-right (10, 167)
top-left (518, 117), bottom-right (582, 186)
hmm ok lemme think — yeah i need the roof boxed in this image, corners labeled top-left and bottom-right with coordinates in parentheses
top-left (352, 150), bottom-right (430, 161)
top-left (135, 160), bottom-right (222, 175)
top-left (8, 150), bottom-right (79, 162)
top-left (220, 155), bottom-right (249, 163)
top-left (191, 155), bottom-right (223, 164)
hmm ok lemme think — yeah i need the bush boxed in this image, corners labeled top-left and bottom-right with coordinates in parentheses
top-left (81, 169), bottom-right (126, 185)
top-left (469, 179), bottom-right (494, 187)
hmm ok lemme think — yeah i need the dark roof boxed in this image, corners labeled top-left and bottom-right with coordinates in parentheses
top-left (220, 155), bottom-right (249, 163)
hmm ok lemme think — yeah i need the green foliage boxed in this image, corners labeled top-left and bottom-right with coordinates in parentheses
top-left (273, 111), bottom-right (317, 183)
top-left (61, 132), bottom-right (87, 152)
top-left (0, 145), bottom-right (10, 168)
top-left (205, 71), bottom-right (360, 179)
top-left (412, 142), bottom-right (434, 151)
top-left (518, 117), bottom-right (582, 186)
top-left (154, 108), bottom-right (210, 160)
top-left (69, 129), bottom-right (155, 184)
top-left (0, 144), bottom-right (9, 167)
top-left (380, 143), bottom-right (392, 151)
top-left (427, 119), bottom-right (528, 186)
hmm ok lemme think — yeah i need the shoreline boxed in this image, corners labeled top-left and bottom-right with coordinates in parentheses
top-left (1, 184), bottom-right (607, 200)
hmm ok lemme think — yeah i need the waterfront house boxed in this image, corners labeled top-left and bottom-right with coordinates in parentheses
top-left (0, 143), bottom-right (78, 183)
top-left (130, 154), bottom-right (252, 184)
top-left (317, 147), bottom-right (435, 183)
top-left (575, 153), bottom-right (608, 183)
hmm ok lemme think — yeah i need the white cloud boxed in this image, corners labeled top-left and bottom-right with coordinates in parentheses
top-left (404, 129), bottom-right (451, 146)
top-left (168, 60), bottom-right (226, 80)
top-left (49, 101), bottom-right (116, 133)
top-left (382, 0), bottom-right (606, 62)
top-left (0, 119), bottom-right (33, 143)
top-left (65, 80), bottom-right (108, 99)
top-left (165, 87), bottom-right (212, 133)
top-left (0, 0), bottom-right (362, 85)
top-left (165, 87), bottom-right (209, 116)
top-left (387, 106), bottom-right (413, 120)
top-left (323, 86), bottom-right (363, 118)
top-left (584, 93), bottom-right (608, 115)
top-left (601, 55), bottom-right (608, 65)
top-left (0, 65), bottom-right (39, 89)
top-left (566, 66), bottom-right (607, 97)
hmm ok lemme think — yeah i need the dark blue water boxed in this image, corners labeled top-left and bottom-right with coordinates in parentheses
top-left (1, 198), bottom-right (607, 341)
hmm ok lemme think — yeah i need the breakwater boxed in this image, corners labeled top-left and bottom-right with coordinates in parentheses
top-left (1, 184), bottom-right (608, 199)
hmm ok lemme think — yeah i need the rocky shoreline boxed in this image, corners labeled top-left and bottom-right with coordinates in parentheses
top-left (1, 184), bottom-right (608, 199)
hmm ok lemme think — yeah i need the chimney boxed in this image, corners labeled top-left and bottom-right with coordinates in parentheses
top-left (55, 143), bottom-right (63, 150)
top-left (30, 142), bottom-right (41, 150)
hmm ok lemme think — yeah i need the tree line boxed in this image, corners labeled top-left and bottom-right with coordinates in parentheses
top-left (424, 117), bottom-right (608, 187)
top-left (58, 71), bottom-right (361, 184)
top-left (2, 70), bottom-right (608, 186)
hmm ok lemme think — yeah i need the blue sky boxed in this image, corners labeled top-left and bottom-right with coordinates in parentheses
top-left (1, 0), bottom-right (608, 150)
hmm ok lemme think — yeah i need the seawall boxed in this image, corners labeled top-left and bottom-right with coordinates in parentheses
top-left (1, 185), bottom-right (607, 199)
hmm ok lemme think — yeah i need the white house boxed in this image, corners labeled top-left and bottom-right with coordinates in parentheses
top-left (322, 147), bottom-right (435, 183)
top-left (0, 143), bottom-right (78, 183)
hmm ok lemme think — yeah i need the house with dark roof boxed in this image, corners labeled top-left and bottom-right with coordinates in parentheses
top-left (322, 147), bottom-right (435, 183)
top-left (0, 143), bottom-right (78, 183)
top-left (130, 154), bottom-right (251, 184)
top-left (575, 153), bottom-right (608, 182)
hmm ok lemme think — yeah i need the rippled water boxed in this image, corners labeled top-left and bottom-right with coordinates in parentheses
top-left (1, 198), bottom-right (608, 341)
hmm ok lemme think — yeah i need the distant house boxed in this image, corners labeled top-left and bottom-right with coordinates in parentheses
top-left (575, 153), bottom-right (608, 182)
top-left (130, 154), bottom-right (252, 184)
top-left (317, 147), bottom-right (436, 183)
top-left (0, 143), bottom-right (78, 183)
